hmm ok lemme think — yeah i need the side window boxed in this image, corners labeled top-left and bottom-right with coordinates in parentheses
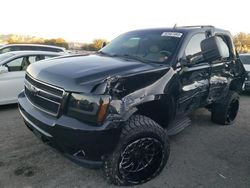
top-left (215, 36), bottom-right (230, 59)
top-left (28, 56), bottom-right (37, 63)
top-left (48, 47), bottom-right (61, 52)
top-left (39, 47), bottom-right (61, 52)
top-left (11, 46), bottom-right (21, 51)
top-left (185, 33), bottom-right (206, 57)
top-left (5, 56), bottom-right (38, 72)
top-left (34, 55), bottom-right (46, 61)
top-left (21, 46), bottom-right (32, 51)
top-left (1, 47), bottom-right (11, 53)
top-left (5, 57), bottom-right (24, 72)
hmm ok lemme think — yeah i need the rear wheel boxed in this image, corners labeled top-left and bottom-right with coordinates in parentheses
top-left (211, 91), bottom-right (240, 125)
top-left (104, 115), bottom-right (170, 186)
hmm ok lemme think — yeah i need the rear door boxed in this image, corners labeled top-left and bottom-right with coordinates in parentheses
top-left (178, 33), bottom-right (210, 113)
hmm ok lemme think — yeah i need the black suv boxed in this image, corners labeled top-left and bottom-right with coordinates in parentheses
top-left (18, 26), bottom-right (246, 185)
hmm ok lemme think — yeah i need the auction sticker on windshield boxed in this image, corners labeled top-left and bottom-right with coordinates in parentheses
top-left (161, 32), bottom-right (183, 38)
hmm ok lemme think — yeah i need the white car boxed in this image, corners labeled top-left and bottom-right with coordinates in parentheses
top-left (0, 44), bottom-right (67, 54)
top-left (239, 54), bottom-right (250, 91)
top-left (0, 51), bottom-right (61, 105)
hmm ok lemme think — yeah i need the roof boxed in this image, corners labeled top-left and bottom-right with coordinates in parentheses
top-left (3, 50), bottom-right (62, 56)
top-left (0, 43), bottom-right (66, 50)
top-left (126, 26), bottom-right (230, 36)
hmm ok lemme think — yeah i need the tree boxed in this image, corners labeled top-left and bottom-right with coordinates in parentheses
top-left (81, 39), bottom-right (108, 51)
top-left (92, 39), bottom-right (108, 50)
top-left (44, 38), bottom-right (69, 49)
top-left (233, 32), bottom-right (250, 53)
top-left (1, 34), bottom-right (69, 49)
top-left (7, 35), bottom-right (19, 44)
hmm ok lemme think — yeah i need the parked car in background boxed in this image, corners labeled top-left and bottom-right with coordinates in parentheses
top-left (0, 51), bottom-right (61, 105)
top-left (239, 54), bottom-right (250, 91)
top-left (0, 44), bottom-right (66, 54)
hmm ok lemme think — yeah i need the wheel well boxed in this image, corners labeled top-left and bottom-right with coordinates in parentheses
top-left (229, 78), bottom-right (243, 93)
top-left (136, 98), bottom-right (175, 129)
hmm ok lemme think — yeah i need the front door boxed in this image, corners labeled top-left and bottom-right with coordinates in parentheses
top-left (178, 33), bottom-right (210, 113)
top-left (0, 71), bottom-right (25, 104)
top-left (0, 56), bottom-right (29, 104)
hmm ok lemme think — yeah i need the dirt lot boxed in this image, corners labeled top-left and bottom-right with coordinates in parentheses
top-left (0, 95), bottom-right (250, 188)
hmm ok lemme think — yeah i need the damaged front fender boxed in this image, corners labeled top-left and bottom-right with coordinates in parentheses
top-left (98, 67), bottom-right (178, 124)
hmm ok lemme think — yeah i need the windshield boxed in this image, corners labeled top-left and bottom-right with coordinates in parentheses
top-left (100, 30), bottom-right (183, 64)
top-left (0, 53), bottom-right (14, 62)
top-left (239, 54), bottom-right (250, 65)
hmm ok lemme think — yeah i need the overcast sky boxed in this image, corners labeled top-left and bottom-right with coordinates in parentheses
top-left (1, 0), bottom-right (249, 42)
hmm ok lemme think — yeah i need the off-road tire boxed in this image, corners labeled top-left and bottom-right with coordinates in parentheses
top-left (211, 91), bottom-right (240, 125)
top-left (103, 115), bottom-right (170, 186)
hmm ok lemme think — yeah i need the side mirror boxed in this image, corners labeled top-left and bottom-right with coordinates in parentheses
top-left (102, 42), bottom-right (107, 48)
top-left (201, 36), bottom-right (226, 62)
top-left (0, 66), bottom-right (8, 74)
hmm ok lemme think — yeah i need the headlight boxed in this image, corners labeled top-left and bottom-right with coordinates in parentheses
top-left (67, 93), bottom-right (110, 124)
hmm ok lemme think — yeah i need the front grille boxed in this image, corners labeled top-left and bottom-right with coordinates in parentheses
top-left (24, 74), bottom-right (64, 116)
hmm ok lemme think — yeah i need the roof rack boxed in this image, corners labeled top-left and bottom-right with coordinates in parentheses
top-left (176, 25), bottom-right (215, 29)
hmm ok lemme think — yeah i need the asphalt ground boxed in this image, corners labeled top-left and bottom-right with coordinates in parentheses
top-left (0, 94), bottom-right (249, 188)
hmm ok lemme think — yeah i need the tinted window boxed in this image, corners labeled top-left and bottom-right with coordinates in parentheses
top-left (0, 47), bottom-right (11, 54)
top-left (240, 55), bottom-right (250, 65)
top-left (12, 46), bottom-right (23, 51)
top-left (39, 47), bottom-right (62, 52)
top-left (185, 33), bottom-right (206, 57)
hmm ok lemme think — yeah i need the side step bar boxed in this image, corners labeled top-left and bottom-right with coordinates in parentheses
top-left (166, 116), bottom-right (191, 136)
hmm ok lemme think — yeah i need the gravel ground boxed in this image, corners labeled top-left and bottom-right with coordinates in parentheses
top-left (0, 94), bottom-right (249, 188)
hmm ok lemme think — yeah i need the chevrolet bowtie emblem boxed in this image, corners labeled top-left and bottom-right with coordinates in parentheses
top-left (30, 85), bottom-right (39, 95)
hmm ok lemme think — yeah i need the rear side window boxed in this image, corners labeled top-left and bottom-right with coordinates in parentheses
top-left (38, 47), bottom-right (62, 52)
top-left (240, 55), bottom-right (250, 65)
top-left (0, 47), bottom-right (11, 54)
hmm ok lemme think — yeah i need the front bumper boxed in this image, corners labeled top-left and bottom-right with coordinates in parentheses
top-left (18, 91), bottom-right (122, 168)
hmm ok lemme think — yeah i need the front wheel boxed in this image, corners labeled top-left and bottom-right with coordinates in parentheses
top-left (211, 91), bottom-right (240, 125)
top-left (104, 115), bottom-right (170, 186)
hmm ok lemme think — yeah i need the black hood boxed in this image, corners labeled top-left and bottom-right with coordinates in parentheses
top-left (27, 54), bottom-right (162, 93)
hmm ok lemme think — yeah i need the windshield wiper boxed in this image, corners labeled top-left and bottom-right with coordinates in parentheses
top-left (98, 52), bottom-right (164, 65)
top-left (111, 54), bottom-right (149, 63)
